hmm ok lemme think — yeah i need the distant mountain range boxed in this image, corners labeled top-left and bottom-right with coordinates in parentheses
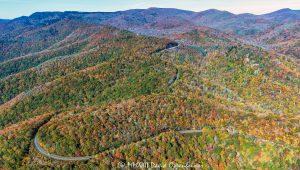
top-left (2, 8), bottom-right (300, 33)
top-left (0, 8), bottom-right (299, 60)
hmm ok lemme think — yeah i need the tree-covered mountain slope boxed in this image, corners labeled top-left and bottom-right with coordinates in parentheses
top-left (0, 8), bottom-right (299, 169)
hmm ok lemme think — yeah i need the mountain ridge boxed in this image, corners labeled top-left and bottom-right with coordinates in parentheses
top-left (5, 7), bottom-right (300, 19)
top-left (4, 8), bottom-right (300, 28)
top-left (1, 7), bottom-right (299, 60)
top-left (0, 7), bottom-right (299, 169)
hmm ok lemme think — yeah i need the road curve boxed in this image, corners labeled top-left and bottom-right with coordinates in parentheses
top-left (33, 60), bottom-right (181, 161)
top-left (34, 134), bottom-right (94, 161)
top-left (33, 129), bottom-right (202, 161)
top-left (168, 68), bottom-right (179, 86)
top-left (34, 125), bottom-right (295, 161)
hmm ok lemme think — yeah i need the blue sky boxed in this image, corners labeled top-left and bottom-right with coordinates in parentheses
top-left (1, 0), bottom-right (300, 19)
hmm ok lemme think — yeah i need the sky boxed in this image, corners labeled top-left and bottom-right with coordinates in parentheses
top-left (1, 0), bottom-right (300, 19)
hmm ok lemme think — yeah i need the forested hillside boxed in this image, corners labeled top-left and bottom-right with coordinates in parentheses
top-left (0, 8), bottom-right (299, 169)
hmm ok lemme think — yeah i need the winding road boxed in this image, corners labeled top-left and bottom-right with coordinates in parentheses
top-left (178, 129), bottom-right (202, 134)
top-left (34, 126), bottom-right (295, 161)
top-left (34, 134), bottom-right (94, 161)
top-left (33, 129), bottom-right (202, 161)
top-left (31, 41), bottom-right (296, 162)
top-left (33, 68), bottom-right (181, 161)
top-left (168, 68), bottom-right (179, 86)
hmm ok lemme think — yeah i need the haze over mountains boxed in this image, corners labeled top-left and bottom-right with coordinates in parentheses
top-left (0, 8), bottom-right (299, 169)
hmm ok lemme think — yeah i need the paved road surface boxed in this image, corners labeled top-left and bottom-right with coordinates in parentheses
top-left (34, 134), bottom-right (94, 161)
top-left (35, 127), bottom-right (292, 161)
top-left (178, 130), bottom-right (202, 134)
top-left (33, 129), bottom-right (201, 161)
top-left (168, 69), bottom-right (179, 86)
